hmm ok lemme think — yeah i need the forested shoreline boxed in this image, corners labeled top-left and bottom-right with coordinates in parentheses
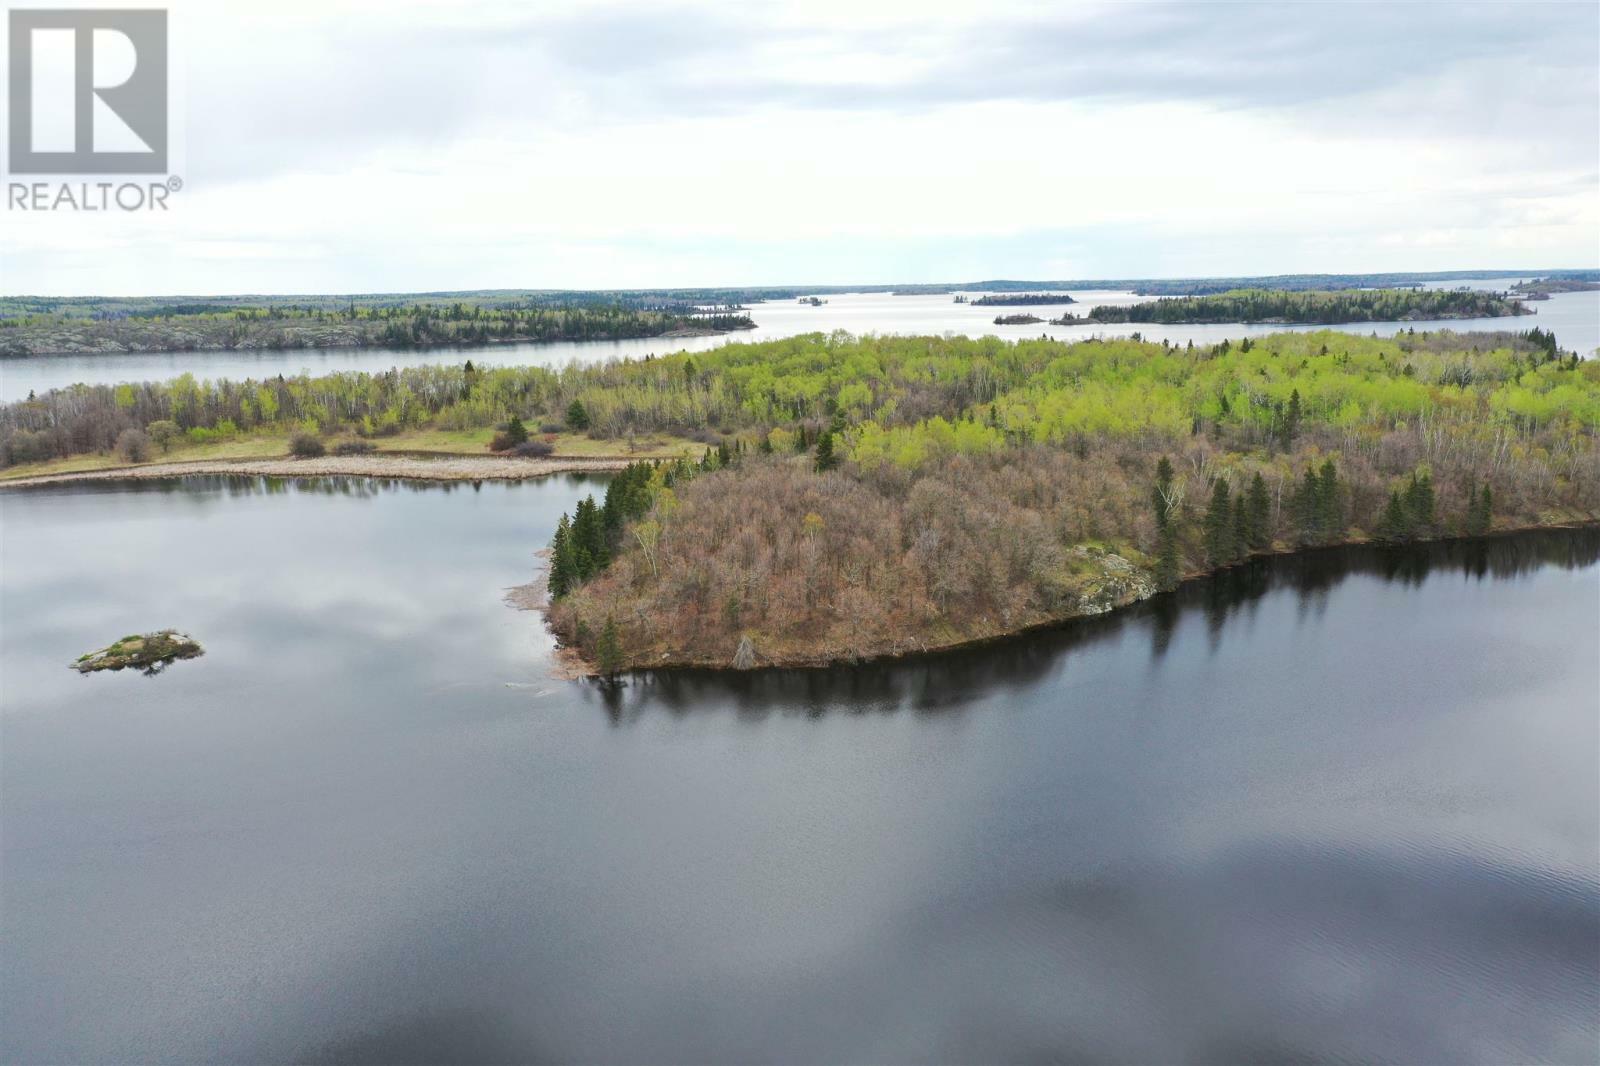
top-left (0, 303), bottom-right (754, 357)
top-left (515, 329), bottom-right (1596, 672)
top-left (1068, 288), bottom-right (1530, 325)
top-left (5, 326), bottom-right (1595, 674)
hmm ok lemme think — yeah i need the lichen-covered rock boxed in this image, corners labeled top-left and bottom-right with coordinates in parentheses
top-left (74, 630), bottom-right (203, 674)
top-left (1067, 547), bottom-right (1158, 615)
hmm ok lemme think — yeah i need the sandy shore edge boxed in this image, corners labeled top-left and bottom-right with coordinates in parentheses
top-left (0, 454), bottom-right (634, 489)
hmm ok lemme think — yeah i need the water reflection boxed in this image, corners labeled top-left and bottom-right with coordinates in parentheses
top-left (607, 528), bottom-right (1600, 720)
top-left (2, 477), bottom-right (1595, 1065)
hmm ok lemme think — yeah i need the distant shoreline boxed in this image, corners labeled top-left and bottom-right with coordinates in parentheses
top-left (0, 453), bottom-right (632, 489)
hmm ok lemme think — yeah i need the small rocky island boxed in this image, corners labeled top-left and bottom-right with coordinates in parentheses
top-left (992, 313), bottom-right (1045, 325)
top-left (74, 630), bottom-right (203, 674)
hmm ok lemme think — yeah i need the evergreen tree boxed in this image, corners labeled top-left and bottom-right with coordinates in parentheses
top-left (1317, 459), bottom-right (1343, 537)
top-left (596, 617), bottom-right (623, 677)
top-left (1204, 478), bottom-right (1233, 567)
top-left (759, 434), bottom-right (774, 455)
top-left (814, 430), bottom-right (838, 472)
top-left (1152, 456), bottom-right (1175, 530)
top-left (717, 440), bottom-right (733, 468)
top-left (1245, 472), bottom-right (1271, 549)
top-left (548, 514), bottom-right (575, 598)
top-left (1466, 483), bottom-right (1493, 536)
top-left (571, 496), bottom-right (607, 575)
top-left (1403, 471), bottom-right (1435, 533)
top-left (1294, 467), bottom-right (1322, 543)
top-left (1376, 490), bottom-right (1408, 541)
top-left (566, 399), bottom-right (591, 431)
top-left (1280, 388), bottom-right (1302, 449)
top-left (1232, 495), bottom-right (1249, 562)
top-left (1154, 525), bottom-right (1181, 592)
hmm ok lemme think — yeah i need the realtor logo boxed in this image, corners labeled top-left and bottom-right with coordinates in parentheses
top-left (7, 8), bottom-right (168, 174)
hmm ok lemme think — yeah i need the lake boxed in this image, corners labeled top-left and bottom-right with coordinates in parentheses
top-left (2, 282), bottom-right (1595, 401)
top-left (2, 475), bottom-right (1595, 1064)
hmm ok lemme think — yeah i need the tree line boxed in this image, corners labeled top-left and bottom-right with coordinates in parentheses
top-left (1081, 288), bottom-right (1530, 325)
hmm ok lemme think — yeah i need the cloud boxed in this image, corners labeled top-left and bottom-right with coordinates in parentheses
top-left (2, 0), bottom-right (1595, 293)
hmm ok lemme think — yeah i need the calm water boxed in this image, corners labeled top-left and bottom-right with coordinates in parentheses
top-left (1, 476), bottom-right (1596, 1064)
top-left (3, 284), bottom-right (1594, 400)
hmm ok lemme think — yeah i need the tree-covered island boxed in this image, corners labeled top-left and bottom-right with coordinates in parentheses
top-left (0, 303), bottom-right (754, 356)
top-left (970, 294), bottom-right (1077, 306)
top-left (1053, 288), bottom-right (1530, 325)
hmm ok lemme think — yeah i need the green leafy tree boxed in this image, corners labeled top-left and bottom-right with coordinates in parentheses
top-left (146, 420), bottom-right (182, 454)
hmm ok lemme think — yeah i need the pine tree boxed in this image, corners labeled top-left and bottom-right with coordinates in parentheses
top-left (1204, 478), bottom-right (1233, 567)
top-left (548, 514), bottom-right (575, 598)
top-left (566, 399), bottom-right (590, 431)
top-left (596, 618), bottom-right (623, 677)
top-left (571, 496), bottom-right (607, 576)
top-left (1155, 525), bottom-right (1181, 592)
top-left (1317, 459), bottom-right (1343, 537)
top-left (814, 430), bottom-right (838, 472)
top-left (1403, 471), bottom-right (1435, 533)
top-left (1376, 490), bottom-right (1408, 541)
top-left (1245, 472), bottom-right (1271, 549)
top-left (1466, 484), bottom-right (1493, 536)
top-left (717, 440), bottom-right (733, 468)
top-left (505, 415), bottom-right (528, 446)
top-left (1280, 388), bottom-right (1302, 450)
top-left (1232, 495), bottom-right (1249, 562)
top-left (1294, 468), bottom-right (1322, 543)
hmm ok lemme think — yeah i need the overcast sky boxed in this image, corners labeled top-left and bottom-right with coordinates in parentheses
top-left (4, 0), bottom-right (1597, 294)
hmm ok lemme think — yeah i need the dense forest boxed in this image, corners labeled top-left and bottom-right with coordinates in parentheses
top-left (1077, 288), bottom-right (1529, 325)
top-left (0, 303), bottom-right (754, 356)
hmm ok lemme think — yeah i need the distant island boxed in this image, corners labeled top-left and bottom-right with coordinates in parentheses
top-left (1512, 278), bottom-right (1600, 298)
top-left (1068, 288), bottom-right (1530, 325)
top-left (971, 294), bottom-right (1076, 306)
top-left (0, 303), bottom-right (756, 356)
top-left (992, 313), bottom-right (1046, 325)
